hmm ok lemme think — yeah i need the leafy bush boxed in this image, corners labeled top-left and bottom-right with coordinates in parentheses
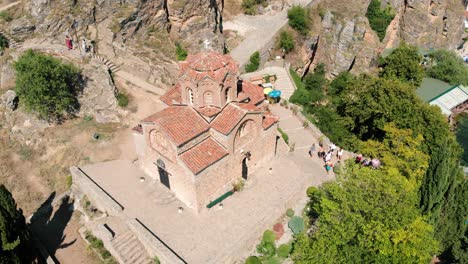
top-left (456, 114), bottom-right (468, 165)
top-left (175, 43), bottom-right (188, 61)
top-left (0, 35), bottom-right (9, 51)
top-left (287, 5), bottom-right (310, 35)
top-left (232, 178), bottom-right (245, 192)
top-left (245, 51), bottom-right (260, 72)
top-left (152, 256), bottom-right (160, 264)
top-left (14, 50), bottom-right (81, 121)
top-left (277, 243), bottom-right (292, 258)
top-left (366, 0), bottom-right (395, 41)
top-left (286, 208), bottom-right (295, 217)
top-left (263, 257), bottom-right (281, 264)
top-left (288, 216), bottom-right (304, 234)
top-left (242, 0), bottom-right (266, 15)
top-left (277, 128), bottom-right (289, 144)
top-left (116, 92), bottom-right (129, 107)
top-left (257, 239), bottom-right (276, 257)
top-left (277, 31), bottom-right (295, 53)
top-left (289, 86), bottom-right (311, 105)
top-left (262, 230), bottom-right (276, 243)
top-left (245, 256), bottom-right (261, 264)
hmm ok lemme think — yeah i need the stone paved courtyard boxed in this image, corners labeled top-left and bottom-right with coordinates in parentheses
top-left (77, 103), bottom-right (336, 263)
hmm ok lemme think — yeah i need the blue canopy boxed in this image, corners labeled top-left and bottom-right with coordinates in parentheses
top-left (268, 90), bottom-right (282, 98)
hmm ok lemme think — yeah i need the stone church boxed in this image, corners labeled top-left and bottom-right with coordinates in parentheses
top-left (132, 51), bottom-right (279, 212)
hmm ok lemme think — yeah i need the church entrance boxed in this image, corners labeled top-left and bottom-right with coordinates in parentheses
top-left (156, 159), bottom-right (170, 189)
top-left (242, 157), bottom-right (248, 180)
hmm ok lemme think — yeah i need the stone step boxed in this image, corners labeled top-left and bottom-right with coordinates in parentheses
top-left (112, 231), bottom-right (134, 249)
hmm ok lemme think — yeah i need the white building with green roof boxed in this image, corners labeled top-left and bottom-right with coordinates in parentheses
top-left (417, 77), bottom-right (468, 117)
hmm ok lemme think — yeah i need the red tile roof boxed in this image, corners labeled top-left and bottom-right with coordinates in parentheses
top-left (142, 105), bottom-right (209, 146)
top-left (179, 137), bottom-right (228, 175)
top-left (241, 81), bottom-right (265, 105)
top-left (179, 52), bottom-right (238, 83)
top-left (211, 104), bottom-right (247, 135)
top-left (160, 83), bottom-right (182, 106)
top-left (262, 113), bottom-right (279, 129)
top-left (195, 106), bottom-right (221, 117)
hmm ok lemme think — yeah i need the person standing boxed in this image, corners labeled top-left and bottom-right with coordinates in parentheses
top-left (325, 161), bottom-right (333, 175)
top-left (330, 143), bottom-right (336, 153)
top-left (337, 148), bottom-right (344, 161)
top-left (81, 38), bottom-right (87, 53)
top-left (65, 35), bottom-right (72, 50)
top-left (309, 144), bottom-right (316, 158)
top-left (325, 151), bottom-right (332, 163)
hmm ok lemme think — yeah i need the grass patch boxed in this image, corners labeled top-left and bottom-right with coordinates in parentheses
top-left (65, 175), bottom-right (73, 189)
top-left (277, 128), bottom-right (289, 144)
top-left (0, 11), bottom-right (13, 22)
top-left (289, 68), bottom-right (305, 90)
top-left (175, 43), bottom-right (188, 61)
top-left (116, 92), bottom-right (129, 107)
top-left (84, 230), bottom-right (117, 263)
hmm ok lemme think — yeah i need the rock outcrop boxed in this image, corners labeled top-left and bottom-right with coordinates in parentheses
top-left (78, 64), bottom-right (120, 123)
top-left (1, 90), bottom-right (18, 111)
top-left (305, 0), bottom-right (464, 76)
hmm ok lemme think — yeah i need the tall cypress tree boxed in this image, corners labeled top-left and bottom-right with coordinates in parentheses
top-left (0, 184), bottom-right (34, 263)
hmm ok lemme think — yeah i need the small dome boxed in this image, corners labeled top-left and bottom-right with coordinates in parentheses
top-left (186, 52), bottom-right (234, 72)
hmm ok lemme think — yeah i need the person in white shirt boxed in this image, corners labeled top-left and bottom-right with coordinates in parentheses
top-left (337, 148), bottom-right (344, 160)
top-left (330, 143), bottom-right (336, 152)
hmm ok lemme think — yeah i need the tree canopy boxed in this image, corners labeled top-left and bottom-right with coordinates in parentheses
top-left (0, 185), bottom-right (35, 263)
top-left (293, 163), bottom-right (438, 264)
top-left (379, 44), bottom-right (424, 87)
top-left (426, 49), bottom-right (468, 85)
top-left (14, 50), bottom-right (81, 121)
top-left (366, 0), bottom-right (395, 41)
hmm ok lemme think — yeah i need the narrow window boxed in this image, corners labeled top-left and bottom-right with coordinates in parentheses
top-left (188, 89), bottom-right (194, 105)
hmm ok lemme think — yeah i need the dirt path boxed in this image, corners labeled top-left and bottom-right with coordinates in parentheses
top-left (0, 0), bottom-right (20, 12)
top-left (225, 0), bottom-right (315, 66)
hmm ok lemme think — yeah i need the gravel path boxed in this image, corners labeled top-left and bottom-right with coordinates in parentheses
top-left (225, 0), bottom-right (315, 66)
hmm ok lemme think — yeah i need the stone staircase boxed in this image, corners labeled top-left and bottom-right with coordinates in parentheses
top-left (0, 29), bottom-right (20, 48)
top-left (92, 54), bottom-right (120, 73)
top-left (112, 231), bottom-right (153, 264)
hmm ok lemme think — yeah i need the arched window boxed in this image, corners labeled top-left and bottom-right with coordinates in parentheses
top-left (225, 87), bottom-right (231, 103)
top-left (204, 91), bottom-right (213, 106)
top-left (238, 120), bottom-right (254, 138)
top-left (187, 88), bottom-right (194, 105)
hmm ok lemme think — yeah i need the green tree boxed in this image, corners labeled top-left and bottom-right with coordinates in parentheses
top-left (287, 5), bottom-right (310, 35)
top-left (456, 115), bottom-right (468, 165)
top-left (0, 35), bottom-right (8, 51)
top-left (277, 30), bottom-right (295, 53)
top-left (303, 63), bottom-right (326, 103)
top-left (245, 51), bottom-right (260, 73)
top-left (292, 165), bottom-right (439, 263)
top-left (0, 185), bottom-right (35, 263)
top-left (426, 49), bottom-right (468, 85)
top-left (366, 0), bottom-right (395, 41)
top-left (380, 43), bottom-right (424, 87)
top-left (328, 71), bottom-right (354, 96)
top-left (175, 43), bottom-right (187, 61)
top-left (14, 50), bottom-right (81, 121)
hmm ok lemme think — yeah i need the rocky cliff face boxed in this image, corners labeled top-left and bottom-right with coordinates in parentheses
top-left (306, 0), bottom-right (464, 76)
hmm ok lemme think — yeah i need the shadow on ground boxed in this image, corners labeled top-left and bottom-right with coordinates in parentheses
top-left (30, 192), bottom-right (76, 263)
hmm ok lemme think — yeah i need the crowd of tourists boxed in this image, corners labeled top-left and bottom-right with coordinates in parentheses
top-left (308, 142), bottom-right (380, 174)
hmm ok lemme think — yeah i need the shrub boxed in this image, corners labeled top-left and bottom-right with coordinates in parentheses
top-left (286, 208), bottom-right (295, 217)
top-left (287, 5), bottom-right (310, 35)
top-left (277, 243), bottom-right (292, 258)
top-left (263, 257), bottom-right (281, 264)
top-left (65, 175), bottom-right (73, 189)
top-left (245, 256), bottom-right (261, 264)
top-left (14, 50), bottom-right (81, 121)
top-left (277, 128), bottom-right (289, 144)
top-left (242, 0), bottom-right (266, 15)
top-left (303, 120), bottom-right (309, 128)
top-left (0, 11), bottom-right (13, 22)
top-left (232, 178), bottom-right (245, 192)
top-left (262, 230), bottom-right (276, 243)
top-left (175, 43), bottom-right (188, 61)
top-left (152, 256), bottom-right (160, 264)
top-left (116, 92), bottom-right (129, 107)
top-left (288, 216), bottom-right (304, 234)
top-left (306, 186), bottom-right (319, 198)
top-left (289, 87), bottom-right (311, 105)
top-left (366, 0), bottom-right (395, 41)
top-left (277, 31), bottom-right (295, 53)
top-left (245, 51), bottom-right (260, 72)
top-left (0, 35), bottom-right (9, 51)
top-left (256, 239), bottom-right (276, 257)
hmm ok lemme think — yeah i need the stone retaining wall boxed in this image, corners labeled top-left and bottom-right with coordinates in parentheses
top-left (70, 166), bottom-right (123, 216)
